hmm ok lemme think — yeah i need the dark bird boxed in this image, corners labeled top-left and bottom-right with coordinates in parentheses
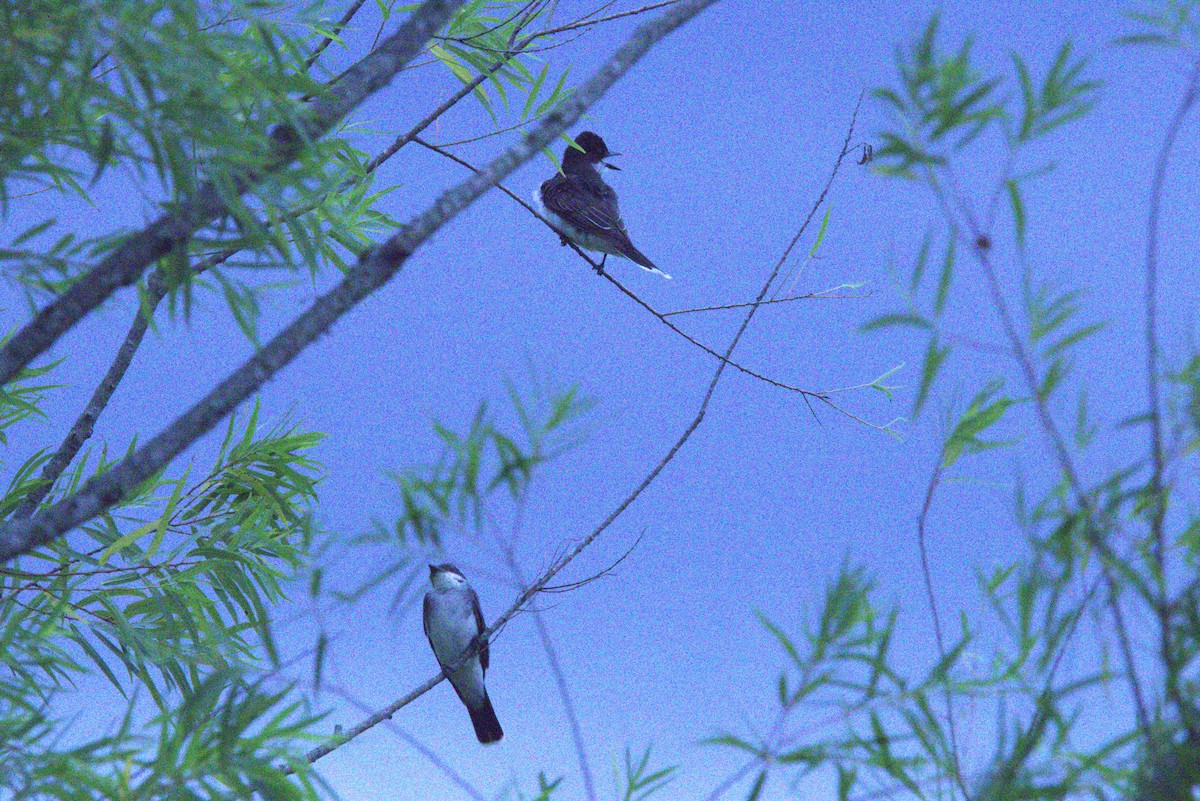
top-left (423, 563), bottom-right (504, 744)
top-left (535, 131), bottom-right (671, 279)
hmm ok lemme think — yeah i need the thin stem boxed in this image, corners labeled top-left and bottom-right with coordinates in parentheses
top-left (502, 538), bottom-right (596, 801)
top-left (304, 0), bottom-right (370, 69)
top-left (917, 464), bottom-right (971, 801)
top-left (12, 297), bottom-right (154, 519)
top-left (925, 164), bottom-right (1153, 736)
top-left (327, 684), bottom-right (489, 801)
top-left (411, 138), bottom-right (827, 403)
top-left (293, 85), bottom-right (860, 771)
top-left (1145, 59), bottom-right (1200, 739)
top-left (662, 285), bottom-right (872, 317)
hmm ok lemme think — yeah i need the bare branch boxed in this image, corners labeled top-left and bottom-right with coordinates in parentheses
top-left (499, 503), bottom-right (596, 801)
top-left (410, 137), bottom-right (829, 404)
top-left (11, 297), bottom-right (153, 519)
top-left (413, 136), bottom-right (897, 436)
top-left (292, 86), bottom-right (863, 769)
top-left (326, 684), bottom-right (489, 801)
top-left (0, 0), bottom-right (464, 386)
top-left (923, 163), bottom-right (1154, 739)
top-left (662, 284), bottom-right (873, 317)
top-left (915, 464), bottom-right (970, 800)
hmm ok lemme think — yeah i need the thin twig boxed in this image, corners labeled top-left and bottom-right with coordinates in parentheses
top-left (1144, 59), bottom-right (1200, 740)
top-left (413, 134), bottom-right (897, 435)
top-left (924, 163), bottom-right (1153, 736)
top-left (662, 285), bottom-right (872, 317)
top-left (500, 495), bottom-right (596, 801)
top-left (293, 83), bottom-right (860, 770)
top-left (305, 0), bottom-right (370, 69)
top-left (12, 252), bottom-right (231, 518)
top-left (916, 464), bottom-right (971, 801)
top-left (327, 684), bottom-right (489, 801)
top-left (411, 139), bottom-right (825, 400)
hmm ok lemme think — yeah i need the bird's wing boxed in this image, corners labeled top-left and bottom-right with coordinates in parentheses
top-left (469, 588), bottom-right (490, 674)
top-left (422, 593), bottom-right (435, 658)
top-left (540, 175), bottom-right (633, 243)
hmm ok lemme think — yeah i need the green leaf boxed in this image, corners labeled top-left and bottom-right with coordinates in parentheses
top-left (914, 338), bottom-right (950, 414)
top-left (809, 205), bottom-right (832, 258)
top-left (745, 770), bottom-right (768, 801)
top-left (860, 313), bottom-right (932, 333)
top-left (942, 380), bottom-right (1016, 468)
top-left (909, 228), bottom-right (933, 292)
top-left (933, 238), bottom-right (954, 315)
top-left (1007, 179), bottom-right (1026, 247)
top-left (522, 61), bottom-right (550, 119)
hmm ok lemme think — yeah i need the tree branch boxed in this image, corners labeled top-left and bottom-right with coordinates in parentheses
top-left (924, 165), bottom-right (1153, 739)
top-left (915, 464), bottom-right (971, 801)
top-left (411, 136), bottom-right (895, 435)
top-left (0, 0), bottom-right (464, 387)
top-left (291, 87), bottom-right (862, 769)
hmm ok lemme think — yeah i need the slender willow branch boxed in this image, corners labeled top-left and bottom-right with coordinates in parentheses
top-left (0, 0), bottom-right (464, 387)
top-left (500, 498), bottom-right (596, 801)
top-left (924, 163), bottom-right (1153, 738)
top-left (11, 300), bottom-right (152, 519)
top-left (292, 87), bottom-right (862, 770)
top-left (915, 464), bottom-right (972, 801)
top-left (1145, 59), bottom-right (1200, 741)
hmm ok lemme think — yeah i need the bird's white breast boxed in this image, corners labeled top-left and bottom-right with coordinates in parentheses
top-left (426, 589), bottom-right (486, 705)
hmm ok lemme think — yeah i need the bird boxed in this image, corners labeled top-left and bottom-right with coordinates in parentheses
top-left (423, 563), bottom-right (504, 744)
top-left (535, 130), bottom-right (671, 279)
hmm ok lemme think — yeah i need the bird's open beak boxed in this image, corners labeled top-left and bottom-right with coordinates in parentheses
top-left (602, 160), bottom-right (621, 171)
top-left (428, 564), bottom-right (439, 577)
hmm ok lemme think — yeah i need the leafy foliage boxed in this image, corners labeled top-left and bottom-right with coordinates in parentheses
top-left (709, 5), bottom-right (1200, 799)
top-left (0, 404), bottom-right (323, 796)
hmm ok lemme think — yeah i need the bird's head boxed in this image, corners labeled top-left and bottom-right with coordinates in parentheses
top-left (567, 130), bottom-right (621, 170)
top-left (429, 563), bottom-right (469, 590)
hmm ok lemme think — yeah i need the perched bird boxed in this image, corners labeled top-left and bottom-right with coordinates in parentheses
top-left (535, 130), bottom-right (671, 279)
top-left (423, 563), bottom-right (503, 744)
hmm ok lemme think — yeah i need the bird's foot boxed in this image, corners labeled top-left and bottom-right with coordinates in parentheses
top-left (593, 254), bottom-right (607, 276)
top-left (558, 235), bottom-right (569, 247)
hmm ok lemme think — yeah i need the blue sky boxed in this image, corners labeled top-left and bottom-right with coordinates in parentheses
top-left (6, 0), bottom-right (1200, 798)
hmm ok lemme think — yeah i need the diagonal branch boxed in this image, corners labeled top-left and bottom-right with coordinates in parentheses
top-left (924, 163), bottom-right (1154, 739)
top-left (412, 136), bottom-right (895, 435)
top-left (0, 0), bottom-right (464, 387)
top-left (291, 89), bottom-right (863, 770)
top-left (0, 0), bottom-right (720, 558)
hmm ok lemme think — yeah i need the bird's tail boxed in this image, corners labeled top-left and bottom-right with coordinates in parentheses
top-left (469, 693), bottom-right (504, 744)
top-left (621, 243), bottom-right (672, 280)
